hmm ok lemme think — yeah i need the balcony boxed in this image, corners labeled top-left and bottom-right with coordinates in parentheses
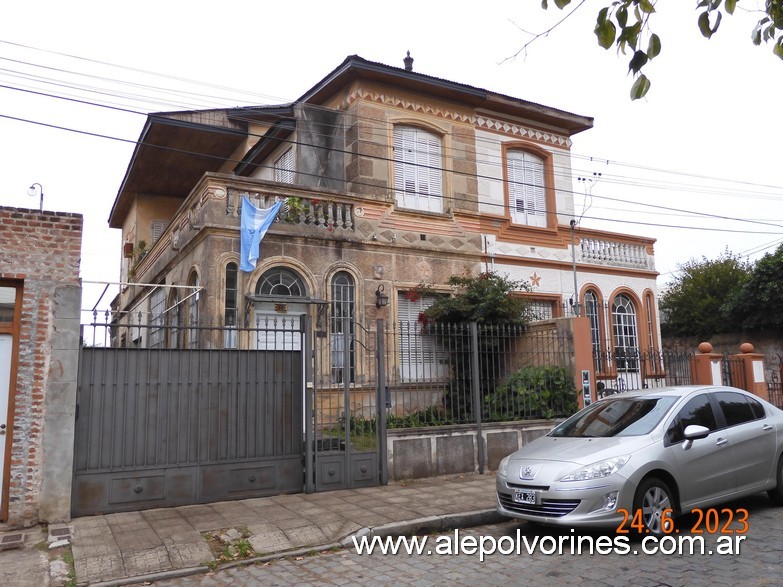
top-left (224, 186), bottom-right (354, 232)
top-left (578, 236), bottom-right (654, 271)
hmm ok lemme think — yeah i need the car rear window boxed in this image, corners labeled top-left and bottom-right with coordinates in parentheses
top-left (550, 396), bottom-right (678, 438)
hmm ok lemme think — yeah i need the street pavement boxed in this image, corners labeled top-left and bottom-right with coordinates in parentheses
top-left (150, 493), bottom-right (783, 587)
top-left (2, 473), bottom-right (783, 586)
top-left (0, 473), bottom-right (501, 586)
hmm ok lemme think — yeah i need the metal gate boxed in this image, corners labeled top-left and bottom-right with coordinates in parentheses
top-left (722, 352), bottom-right (747, 389)
top-left (306, 319), bottom-right (386, 492)
top-left (72, 323), bottom-right (305, 516)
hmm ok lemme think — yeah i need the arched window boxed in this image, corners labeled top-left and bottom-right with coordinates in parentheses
top-left (224, 262), bottom-right (238, 348)
top-left (507, 149), bottom-right (546, 228)
top-left (255, 267), bottom-right (305, 297)
top-left (612, 294), bottom-right (639, 373)
top-left (393, 125), bottom-right (443, 212)
top-left (585, 289), bottom-right (604, 372)
top-left (186, 271), bottom-right (200, 348)
top-left (330, 272), bottom-right (355, 383)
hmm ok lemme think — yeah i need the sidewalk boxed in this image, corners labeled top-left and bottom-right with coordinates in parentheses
top-left (2, 473), bottom-right (501, 586)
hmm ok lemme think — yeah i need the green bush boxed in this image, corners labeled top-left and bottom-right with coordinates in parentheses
top-left (483, 365), bottom-right (578, 421)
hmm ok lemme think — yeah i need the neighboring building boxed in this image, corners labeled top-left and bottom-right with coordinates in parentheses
top-left (108, 54), bottom-right (660, 391)
top-left (0, 206), bottom-right (82, 527)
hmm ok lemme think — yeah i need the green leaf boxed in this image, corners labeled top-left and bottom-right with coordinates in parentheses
top-left (752, 22), bottom-right (763, 45)
top-left (638, 0), bottom-right (656, 14)
top-left (630, 74), bottom-right (651, 100)
top-left (597, 6), bottom-right (609, 25)
top-left (616, 5), bottom-right (628, 28)
top-left (725, 0), bottom-right (737, 15)
top-left (647, 33), bottom-right (661, 59)
top-left (698, 10), bottom-right (722, 38)
top-left (628, 50), bottom-right (649, 74)
top-left (595, 18), bottom-right (617, 49)
top-left (774, 37), bottom-right (783, 59)
top-left (554, 0), bottom-right (571, 7)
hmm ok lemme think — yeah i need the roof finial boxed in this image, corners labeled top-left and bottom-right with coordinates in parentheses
top-left (404, 51), bottom-right (413, 72)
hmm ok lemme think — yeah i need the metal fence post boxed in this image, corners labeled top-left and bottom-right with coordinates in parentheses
top-left (470, 322), bottom-right (485, 474)
top-left (304, 314), bottom-right (314, 494)
top-left (377, 319), bottom-right (388, 485)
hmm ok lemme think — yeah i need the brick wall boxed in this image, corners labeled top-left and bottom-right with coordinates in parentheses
top-left (0, 205), bottom-right (83, 526)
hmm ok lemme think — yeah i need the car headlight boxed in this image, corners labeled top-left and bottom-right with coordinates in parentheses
top-left (560, 455), bottom-right (630, 482)
top-left (498, 455), bottom-right (510, 478)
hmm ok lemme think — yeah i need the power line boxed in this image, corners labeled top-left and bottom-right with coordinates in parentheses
top-left (2, 42), bottom-right (782, 236)
top-left (2, 42), bottom-right (782, 206)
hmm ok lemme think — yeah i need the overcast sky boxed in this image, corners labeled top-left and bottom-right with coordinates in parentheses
top-left (2, 1), bottom-right (781, 322)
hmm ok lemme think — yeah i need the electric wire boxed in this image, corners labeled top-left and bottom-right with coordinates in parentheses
top-left (2, 40), bottom-right (782, 237)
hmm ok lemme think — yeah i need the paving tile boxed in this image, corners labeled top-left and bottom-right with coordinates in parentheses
top-left (247, 530), bottom-right (293, 554)
top-left (122, 545), bottom-right (172, 576)
top-left (283, 525), bottom-right (328, 548)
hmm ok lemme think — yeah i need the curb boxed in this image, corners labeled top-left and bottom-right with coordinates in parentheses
top-left (84, 509), bottom-right (503, 586)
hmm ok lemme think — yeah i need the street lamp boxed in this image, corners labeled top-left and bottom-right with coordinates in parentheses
top-left (27, 183), bottom-right (44, 213)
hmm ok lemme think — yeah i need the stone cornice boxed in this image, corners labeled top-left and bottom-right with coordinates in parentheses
top-left (342, 88), bottom-right (572, 148)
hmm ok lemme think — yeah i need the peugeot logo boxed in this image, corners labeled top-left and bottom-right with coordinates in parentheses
top-left (520, 465), bottom-right (537, 480)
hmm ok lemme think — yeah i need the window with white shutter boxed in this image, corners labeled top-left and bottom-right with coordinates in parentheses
top-left (507, 150), bottom-right (547, 228)
top-left (151, 220), bottom-right (168, 244)
top-left (274, 148), bottom-right (294, 184)
top-left (397, 293), bottom-right (448, 381)
top-left (393, 126), bottom-right (443, 212)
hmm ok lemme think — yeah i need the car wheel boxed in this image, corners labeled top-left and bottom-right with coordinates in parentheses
top-left (767, 455), bottom-right (783, 506)
top-left (633, 477), bottom-right (675, 537)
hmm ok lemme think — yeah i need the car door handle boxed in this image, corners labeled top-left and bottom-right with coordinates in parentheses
top-left (716, 437), bottom-right (728, 446)
top-left (763, 424), bottom-right (774, 431)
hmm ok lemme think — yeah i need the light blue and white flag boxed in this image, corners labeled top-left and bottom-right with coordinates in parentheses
top-left (240, 197), bottom-right (282, 272)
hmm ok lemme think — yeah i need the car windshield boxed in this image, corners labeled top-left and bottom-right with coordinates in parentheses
top-left (550, 396), bottom-right (679, 438)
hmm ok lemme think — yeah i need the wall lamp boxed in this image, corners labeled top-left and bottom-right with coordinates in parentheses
top-left (375, 284), bottom-right (389, 308)
top-left (27, 183), bottom-right (44, 213)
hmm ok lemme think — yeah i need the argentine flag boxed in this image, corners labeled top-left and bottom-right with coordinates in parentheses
top-left (240, 197), bottom-right (283, 272)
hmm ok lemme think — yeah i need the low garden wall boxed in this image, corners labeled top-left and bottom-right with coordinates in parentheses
top-left (386, 420), bottom-right (555, 480)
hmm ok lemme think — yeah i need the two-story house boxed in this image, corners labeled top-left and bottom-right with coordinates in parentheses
top-left (108, 54), bottom-right (659, 393)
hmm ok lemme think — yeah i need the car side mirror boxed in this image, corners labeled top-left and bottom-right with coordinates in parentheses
top-left (682, 424), bottom-right (710, 449)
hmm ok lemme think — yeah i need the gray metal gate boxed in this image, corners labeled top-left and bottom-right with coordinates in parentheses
top-left (306, 319), bottom-right (386, 492)
top-left (73, 323), bottom-right (304, 516)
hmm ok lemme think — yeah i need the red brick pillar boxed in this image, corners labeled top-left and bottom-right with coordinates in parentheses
top-left (733, 343), bottom-right (770, 401)
top-left (691, 342), bottom-right (723, 386)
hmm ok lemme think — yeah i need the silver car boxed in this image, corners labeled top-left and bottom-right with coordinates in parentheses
top-left (496, 385), bottom-right (783, 535)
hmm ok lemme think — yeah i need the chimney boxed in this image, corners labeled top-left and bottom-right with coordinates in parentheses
top-left (404, 51), bottom-right (413, 72)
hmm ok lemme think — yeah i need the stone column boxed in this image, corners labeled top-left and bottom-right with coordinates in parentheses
top-left (732, 342), bottom-right (770, 401)
top-left (690, 342), bottom-right (723, 386)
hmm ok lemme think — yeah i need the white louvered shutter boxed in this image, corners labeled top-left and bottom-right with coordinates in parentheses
top-left (275, 148), bottom-right (294, 184)
top-left (508, 150), bottom-right (546, 227)
top-left (393, 126), bottom-right (442, 212)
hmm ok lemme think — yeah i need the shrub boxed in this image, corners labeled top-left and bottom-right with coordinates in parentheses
top-left (484, 365), bottom-right (578, 421)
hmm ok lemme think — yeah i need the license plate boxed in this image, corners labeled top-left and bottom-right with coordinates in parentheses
top-left (513, 489), bottom-right (537, 505)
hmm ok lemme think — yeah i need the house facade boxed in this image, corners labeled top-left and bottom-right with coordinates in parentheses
top-left (108, 54), bottom-right (660, 392)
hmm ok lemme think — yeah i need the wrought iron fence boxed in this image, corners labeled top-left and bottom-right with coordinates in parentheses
top-left (381, 321), bottom-right (577, 427)
top-left (767, 354), bottom-right (783, 410)
top-left (593, 347), bottom-right (694, 397)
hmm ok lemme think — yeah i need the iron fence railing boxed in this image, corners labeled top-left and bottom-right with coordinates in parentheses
top-left (382, 321), bottom-right (577, 427)
top-left (592, 347), bottom-right (694, 397)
